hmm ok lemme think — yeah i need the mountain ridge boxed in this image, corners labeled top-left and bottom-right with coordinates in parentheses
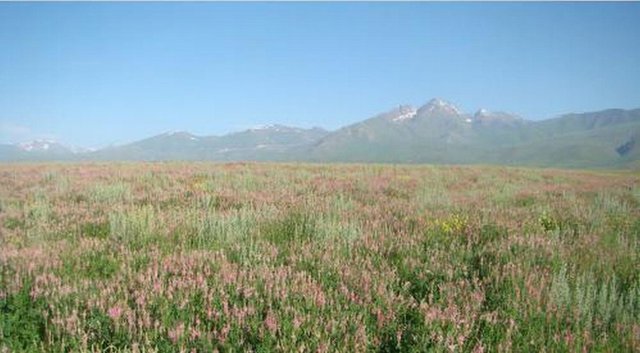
top-left (2, 99), bottom-right (639, 169)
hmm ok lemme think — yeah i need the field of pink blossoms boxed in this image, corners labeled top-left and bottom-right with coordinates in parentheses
top-left (0, 163), bottom-right (639, 352)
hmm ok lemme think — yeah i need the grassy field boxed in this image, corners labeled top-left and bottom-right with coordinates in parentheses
top-left (0, 163), bottom-right (639, 352)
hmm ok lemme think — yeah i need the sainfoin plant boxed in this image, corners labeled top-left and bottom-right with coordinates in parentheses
top-left (0, 163), bottom-right (638, 352)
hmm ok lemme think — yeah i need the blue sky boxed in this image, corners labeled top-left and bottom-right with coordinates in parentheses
top-left (1, 3), bottom-right (639, 147)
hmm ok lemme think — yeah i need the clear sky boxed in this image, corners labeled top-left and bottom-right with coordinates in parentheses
top-left (1, 2), bottom-right (639, 148)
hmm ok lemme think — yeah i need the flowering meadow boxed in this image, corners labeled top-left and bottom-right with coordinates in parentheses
top-left (0, 163), bottom-right (639, 352)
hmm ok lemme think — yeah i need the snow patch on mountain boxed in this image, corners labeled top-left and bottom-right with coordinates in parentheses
top-left (392, 106), bottom-right (417, 122)
top-left (250, 124), bottom-right (284, 132)
top-left (248, 124), bottom-right (306, 133)
top-left (473, 108), bottom-right (523, 123)
top-left (422, 98), bottom-right (463, 116)
top-left (18, 139), bottom-right (57, 152)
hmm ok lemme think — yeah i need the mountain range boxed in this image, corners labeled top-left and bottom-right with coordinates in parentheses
top-left (2, 98), bottom-right (639, 169)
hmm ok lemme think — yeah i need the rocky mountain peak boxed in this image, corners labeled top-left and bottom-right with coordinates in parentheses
top-left (418, 98), bottom-right (463, 117)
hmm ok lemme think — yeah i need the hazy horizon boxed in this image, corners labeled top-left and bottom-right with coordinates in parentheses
top-left (1, 2), bottom-right (639, 148)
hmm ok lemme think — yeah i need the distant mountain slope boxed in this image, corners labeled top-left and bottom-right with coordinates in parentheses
top-left (204, 125), bottom-right (329, 161)
top-left (1, 100), bottom-right (638, 168)
top-left (89, 132), bottom-right (211, 161)
top-left (493, 115), bottom-right (640, 168)
top-left (307, 100), bottom-right (640, 168)
top-left (0, 140), bottom-right (77, 162)
top-left (309, 99), bottom-right (527, 163)
top-left (87, 125), bottom-right (329, 161)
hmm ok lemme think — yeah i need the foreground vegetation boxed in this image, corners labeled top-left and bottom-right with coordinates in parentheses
top-left (0, 162), bottom-right (638, 352)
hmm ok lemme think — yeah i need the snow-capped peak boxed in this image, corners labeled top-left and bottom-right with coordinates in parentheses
top-left (249, 124), bottom-right (300, 133)
top-left (15, 139), bottom-right (92, 154)
top-left (17, 139), bottom-right (57, 152)
top-left (392, 106), bottom-right (417, 122)
top-left (420, 98), bottom-right (463, 116)
top-left (163, 130), bottom-right (191, 137)
top-left (250, 124), bottom-right (278, 131)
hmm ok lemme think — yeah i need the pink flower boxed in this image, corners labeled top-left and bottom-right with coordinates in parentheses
top-left (216, 324), bottom-right (230, 343)
top-left (264, 311), bottom-right (278, 334)
top-left (293, 315), bottom-right (303, 329)
top-left (315, 290), bottom-right (326, 308)
top-left (190, 326), bottom-right (201, 340)
top-left (107, 306), bottom-right (122, 320)
top-left (376, 309), bottom-right (385, 329)
top-left (168, 323), bottom-right (185, 344)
